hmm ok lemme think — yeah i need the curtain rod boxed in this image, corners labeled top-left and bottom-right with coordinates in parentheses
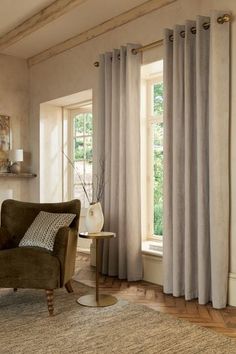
top-left (93, 13), bottom-right (231, 67)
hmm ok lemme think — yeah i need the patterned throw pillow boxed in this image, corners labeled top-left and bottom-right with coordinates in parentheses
top-left (19, 211), bottom-right (76, 251)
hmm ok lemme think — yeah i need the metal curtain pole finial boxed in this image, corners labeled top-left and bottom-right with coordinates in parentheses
top-left (217, 14), bottom-right (231, 24)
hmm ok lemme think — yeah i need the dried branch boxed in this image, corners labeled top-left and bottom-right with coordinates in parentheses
top-left (62, 149), bottom-right (91, 204)
top-left (95, 158), bottom-right (105, 202)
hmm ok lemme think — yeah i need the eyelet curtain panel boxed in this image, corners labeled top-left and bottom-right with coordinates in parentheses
top-left (163, 12), bottom-right (230, 308)
top-left (97, 44), bottom-right (142, 281)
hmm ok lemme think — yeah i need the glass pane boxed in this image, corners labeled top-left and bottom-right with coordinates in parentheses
top-left (85, 136), bottom-right (93, 162)
top-left (74, 114), bottom-right (84, 136)
top-left (74, 137), bottom-right (84, 160)
top-left (85, 113), bottom-right (93, 135)
top-left (85, 183), bottom-right (93, 207)
top-left (74, 161), bottom-right (84, 184)
top-left (74, 184), bottom-right (85, 206)
top-left (153, 122), bottom-right (164, 236)
top-left (153, 82), bottom-right (164, 116)
top-left (85, 160), bottom-right (92, 184)
top-left (74, 184), bottom-right (92, 208)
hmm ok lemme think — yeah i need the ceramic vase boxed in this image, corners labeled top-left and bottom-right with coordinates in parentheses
top-left (85, 202), bottom-right (104, 233)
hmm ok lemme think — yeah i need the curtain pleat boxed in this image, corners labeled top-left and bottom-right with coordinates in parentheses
top-left (172, 25), bottom-right (185, 297)
top-left (196, 16), bottom-right (211, 305)
top-left (164, 12), bottom-right (230, 308)
top-left (209, 12), bottom-right (230, 308)
top-left (98, 44), bottom-right (142, 281)
top-left (163, 29), bottom-right (174, 294)
top-left (126, 45), bottom-right (143, 280)
top-left (184, 20), bottom-right (198, 300)
top-left (118, 46), bottom-right (127, 279)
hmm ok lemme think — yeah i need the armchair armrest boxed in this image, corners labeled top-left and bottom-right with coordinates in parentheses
top-left (53, 226), bottom-right (78, 286)
top-left (0, 227), bottom-right (13, 250)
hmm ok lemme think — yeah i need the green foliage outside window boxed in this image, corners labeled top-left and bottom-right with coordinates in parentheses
top-left (74, 113), bottom-right (93, 163)
top-left (153, 82), bottom-right (164, 116)
top-left (73, 111), bottom-right (93, 207)
top-left (153, 83), bottom-right (164, 236)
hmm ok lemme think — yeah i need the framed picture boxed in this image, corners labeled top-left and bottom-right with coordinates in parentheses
top-left (0, 115), bottom-right (10, 172)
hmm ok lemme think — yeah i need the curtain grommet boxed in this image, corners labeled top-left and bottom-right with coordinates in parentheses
top-left (132, 48), bottom-right (138, 55)
top-left (203, 22), bottom-right (210, 30)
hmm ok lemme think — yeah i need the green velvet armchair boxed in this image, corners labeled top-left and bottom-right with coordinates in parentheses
top-left (0, 199), bottom-right (81, 315)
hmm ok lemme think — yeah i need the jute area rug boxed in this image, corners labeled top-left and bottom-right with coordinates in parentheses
top-left (0, 281), bottom-right (235, 354)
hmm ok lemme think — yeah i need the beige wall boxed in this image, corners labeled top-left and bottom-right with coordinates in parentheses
top-left (28, 0), bottom-right (236, 301)
top-left (0, 54), bottom-right (31, 204)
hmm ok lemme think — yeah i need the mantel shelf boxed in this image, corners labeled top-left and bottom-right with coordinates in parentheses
top-left (0, 173), bottom-right (37, 178)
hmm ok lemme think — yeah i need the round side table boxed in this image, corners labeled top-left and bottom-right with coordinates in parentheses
top-left (77, 231), bottom-right (117, 307)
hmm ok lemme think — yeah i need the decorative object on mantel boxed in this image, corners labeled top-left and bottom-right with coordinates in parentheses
top-left (9, 149), bottom-right (23, 174)
top-left (0, 115), bottom-right (10, 173)
top-left (62, 150), bottom-right (105, 233)
top-left (0, 172), bottom-right (37, 178)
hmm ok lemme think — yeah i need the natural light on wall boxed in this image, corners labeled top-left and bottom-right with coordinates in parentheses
top-left (141, 59), bottom-right (163, 254)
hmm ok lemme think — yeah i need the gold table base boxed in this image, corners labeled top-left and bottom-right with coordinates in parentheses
top-left (77, 233), bottom-right (117, 308)
top-left (77, 294), bottom-right (117, 307)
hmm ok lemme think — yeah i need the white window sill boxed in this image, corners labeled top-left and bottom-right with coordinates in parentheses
top-left (142, 240), bottom-right (163, 257)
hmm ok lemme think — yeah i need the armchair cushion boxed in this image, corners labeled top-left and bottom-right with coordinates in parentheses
top-left (0, 227), bottom-right (13, 250)
top-left (0, 247), bottom-right (60, 289)
top-left (19, 211), bottom-right (76, 251)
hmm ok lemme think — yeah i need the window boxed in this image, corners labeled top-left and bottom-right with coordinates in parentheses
top-left (141, 60), bottom-right (164, 242)
top-left (69, 105), bottom-right (93, 208)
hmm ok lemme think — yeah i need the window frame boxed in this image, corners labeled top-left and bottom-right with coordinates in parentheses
top-left (68, 105), bottom-right (93, 213)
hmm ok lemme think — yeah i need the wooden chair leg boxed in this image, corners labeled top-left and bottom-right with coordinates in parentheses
top-left (45, 289), bottom-right (54, 316)
top-left (65, 280), bottom-right (73, 293)
top-left (13, 288), bottom-right (17, 292)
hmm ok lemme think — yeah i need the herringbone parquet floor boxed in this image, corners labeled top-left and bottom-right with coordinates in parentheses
top-left (75, 253), bottom-right (236, 338)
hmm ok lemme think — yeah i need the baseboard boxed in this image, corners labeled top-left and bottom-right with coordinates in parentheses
top-left (228, 272), bottom-right (236, 307)
top-left (142, 254), bottom-right (163, 285)
top-left (141, 258), bottom-right (236, 307)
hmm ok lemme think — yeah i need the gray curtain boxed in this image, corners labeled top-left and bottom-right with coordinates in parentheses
top-left (97, 44), bottom-right (142, 281)
top-left (163, 12), bottom-right (230, 309)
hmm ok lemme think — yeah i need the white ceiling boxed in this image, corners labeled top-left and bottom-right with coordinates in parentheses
top-left (0, 0), bottom-right (147, 59)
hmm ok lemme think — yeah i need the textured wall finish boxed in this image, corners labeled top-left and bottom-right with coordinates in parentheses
top-left (0, 54), bottom-right (30, 203)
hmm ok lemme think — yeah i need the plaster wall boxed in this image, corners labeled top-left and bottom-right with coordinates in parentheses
top-left (29, 0), bottom-right (236, 302)
top-left (0, 54), bottom-right (30, 205)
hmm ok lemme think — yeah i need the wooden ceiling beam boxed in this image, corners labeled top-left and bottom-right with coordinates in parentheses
top-left (28, 0), bottom-right (177, 66)
top-left (0, 0), bottom-right (88, 51)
